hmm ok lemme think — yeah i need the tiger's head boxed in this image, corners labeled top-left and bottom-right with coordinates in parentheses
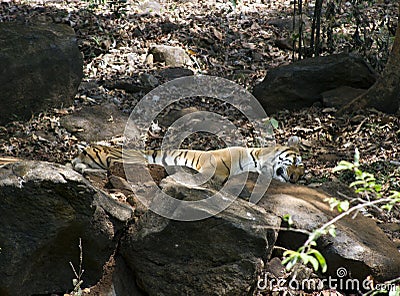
top-left (274, 154), bottom-right (305, 183)
top-left (260, 136), bottom-right (305, 183)
top-left (72, 146), bottom-right (102, 173)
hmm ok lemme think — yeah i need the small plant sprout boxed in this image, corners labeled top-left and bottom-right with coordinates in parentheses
top-left (69, 238), bottom-right (84, 296)
top-left (324, 197), bottom-right (350, 213)
top-left (263, 117), bottom-right (279, 130)
top-left (282, 214), bottom-right (294, 227)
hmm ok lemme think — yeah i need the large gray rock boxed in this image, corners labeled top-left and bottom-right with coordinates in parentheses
top-left (0, 22), bottom-right (82, 125)
top-left (120, 177), bottom-right (280, 296)
top-left (252, 53), bottom-right (376, 114)
top-left (0, 161), bottom-right (133, 296)
top-left (259, 181), bottom-right (400, 282)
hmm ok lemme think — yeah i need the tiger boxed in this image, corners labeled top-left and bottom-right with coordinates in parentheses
top-left (0, 157), bottom-right (21, 168)
top-left (72, 136), bottom-right (305, 184)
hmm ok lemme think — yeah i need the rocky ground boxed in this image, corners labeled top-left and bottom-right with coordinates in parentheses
top-left (0, 0), bottom-right (399, 295)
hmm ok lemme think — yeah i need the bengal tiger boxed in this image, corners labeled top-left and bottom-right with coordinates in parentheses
top-left (0, 157), bottom-right (21, 168)
top-left (72, 136), bottom-right (305, 183)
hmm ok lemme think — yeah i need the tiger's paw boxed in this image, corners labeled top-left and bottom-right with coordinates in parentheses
top-left (72, 162), bottom-right (107, 175)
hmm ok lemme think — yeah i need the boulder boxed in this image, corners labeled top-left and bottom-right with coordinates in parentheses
top-left (0, 22), bottom-right (83, 125)
top-left (321, 86), bottom-right (366, 108)
top-left (0, 161), bottom-right (133, 296)
top-left (120, 177), bottom-right (280, 296)
top-left (258, 181), bottom-right (400, 283)
top-left (149, 45), bottom-right (192, 67)
top-left (60, 103), bottom-right (130, 142)
top-left (252, 53), bottom-right (376, 114)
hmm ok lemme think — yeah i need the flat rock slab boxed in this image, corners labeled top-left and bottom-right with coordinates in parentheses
top-left (0, 161), bottom-right (133, 296)
top-left (61, 103), bottom-right (129, 142)
top-left (0, 22), bottom-right (82, 125)
top-left (252, 53), bottom-right (376, 114)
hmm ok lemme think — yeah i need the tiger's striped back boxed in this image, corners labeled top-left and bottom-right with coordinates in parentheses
top-left (139, 141), bottom-right (304, 183)
top-left (72, 137), bottom-right (305, 183)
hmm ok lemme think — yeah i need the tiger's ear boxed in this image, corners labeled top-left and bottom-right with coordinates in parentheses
top-left (287, 136), bottom-right (301, 147)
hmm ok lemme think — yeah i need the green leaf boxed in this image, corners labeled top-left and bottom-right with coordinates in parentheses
top-left (308, 256), bottom-right (319, 272)
top-left (299, 253), bottom-right (310, 264)
top-left (282, 249), bottom-right (300, 271)
top-left (311, 229), bottom-right (324, 241)
top-left (389, 191), bottom-right (400, 199)
top-left (388, 285), bottom-right (400, 296)
top-left (361, 172), bottom-right (374, 181)
top-left (281, 256), bottom-right (290, 265)
top-left (308, 249), bottom-right (327, 273)
top-left (282, 250), bottom-right (298, 262)
top-left (283, 214), bottom-right (293, 226)
top-left (309, 241), bottom-right (317, 247)
top-left (328, 225), bottom-right (337, 237)
top-left (332, 161), bottom-right (354, 172)
top-left (350, 180), bottom-right (366, 188)
top-left (381, 203), bottom-right (394, 212)
top-left (338, 200), bottom-right (350, 212)
top-left (325, 197), bottom-right (339, 210)
top-left (269, 117), bottom-right (279, 129)
top-left (285, 259), bottom-right (296, 271)
top-left (374, 184), bottom-right (382, 192)
top-left (283, 249), bottom-right (296, 257)
top-left (282, 255), bottom-right (298, 271)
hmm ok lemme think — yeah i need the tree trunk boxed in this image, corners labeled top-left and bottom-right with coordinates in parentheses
top-left (338, 5), bottom-right (400, 114)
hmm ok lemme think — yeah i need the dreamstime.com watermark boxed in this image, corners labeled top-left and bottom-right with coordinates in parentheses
top-left (123, 75), bottom-right (276, 221)
top-left (257, 267), bottom-right (398, 292)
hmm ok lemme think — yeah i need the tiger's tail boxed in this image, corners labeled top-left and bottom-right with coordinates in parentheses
top-left (0, 157), bottom-right (20, 167)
